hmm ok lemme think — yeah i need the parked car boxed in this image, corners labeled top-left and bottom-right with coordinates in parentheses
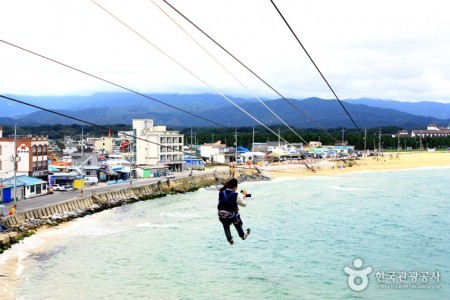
top-left (64, 184), bottom-right (74, 190)
top-left (166, 173), bottom-right (175, 179)
top-left (84, 177), bottom-right (99, 185)
top-left (52, 184), bottom-right (73, 191)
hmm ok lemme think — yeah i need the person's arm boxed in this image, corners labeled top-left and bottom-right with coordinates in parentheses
top-left (237, 192), bottom-right (247, 207)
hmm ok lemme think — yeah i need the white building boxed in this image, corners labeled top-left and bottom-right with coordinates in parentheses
top-left (200, 141), bottom-right (228, 164)
top-left (132, 119), bottom-right (184, 175)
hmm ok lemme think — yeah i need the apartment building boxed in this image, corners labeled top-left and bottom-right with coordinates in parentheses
top-left (132, 119), bottom-right (184, 175)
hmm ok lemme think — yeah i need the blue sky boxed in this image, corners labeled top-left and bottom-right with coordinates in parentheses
top-left (1, 0), bottom-right (450, 103)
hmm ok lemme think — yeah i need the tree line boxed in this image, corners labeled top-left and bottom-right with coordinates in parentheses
top-left (2, 124), bottom-right (449, 151)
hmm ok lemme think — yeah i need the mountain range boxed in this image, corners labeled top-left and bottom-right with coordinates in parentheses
top-left (1, 93), bottom-right (449, 129)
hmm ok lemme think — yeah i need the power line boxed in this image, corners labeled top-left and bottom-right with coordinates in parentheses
top-left (149, 0), bottom-right (310, 147)
top-left (161, 0), bottom-right (337, 143)
top-left (269, 0), bottom-right (363, 135)
top-left (0, 94), bottom-right (303, 174)
top-left (91, 0), bottom-right (291, 145)
top-left (0, 39), bottom-right (227, 128)
top-left (0, 94), bottom-right (206, 159)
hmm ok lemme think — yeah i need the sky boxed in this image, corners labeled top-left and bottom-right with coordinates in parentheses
top-left (1, 0), bottom-right (450, 103)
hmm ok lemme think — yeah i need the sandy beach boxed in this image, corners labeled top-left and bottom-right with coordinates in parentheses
top-left (1, 151), bottom-right (449, 299)
top-left (0, 223), bottom-right (72, 299)
top-left (258, 151), bottom-right (450, 178)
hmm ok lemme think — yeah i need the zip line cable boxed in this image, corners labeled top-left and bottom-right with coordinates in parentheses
top-left (149, 0), bottom-right (310, 147)
top-left (0, 93), bottom-right (387, 175)
top-left (0, 40), bottom-right (227, 128)
top-left (269, 0), bottom-right (363, 135)
top-left (161, 0), bottom-right (337, 143)
top-left (91, 0), bottom-right (290, 145)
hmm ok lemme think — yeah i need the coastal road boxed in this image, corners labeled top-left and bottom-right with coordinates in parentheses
top-left (1, 169), bottom-right (218, 215)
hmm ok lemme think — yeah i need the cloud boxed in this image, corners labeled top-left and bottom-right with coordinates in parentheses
top-left (1, 0), bottom-right (450, 103)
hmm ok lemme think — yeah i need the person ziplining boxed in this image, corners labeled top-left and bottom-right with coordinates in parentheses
top-left (217, 179), bottom-right (250, 245)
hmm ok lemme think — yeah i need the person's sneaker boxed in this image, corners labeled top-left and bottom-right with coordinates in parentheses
top-left (228, 239), bottom-right (234, 245)
top-left (242, 228), bottom-right (251, 240)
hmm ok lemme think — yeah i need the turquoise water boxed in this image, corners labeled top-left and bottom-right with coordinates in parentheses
top-left (16, 168), bottom-right (450, 299)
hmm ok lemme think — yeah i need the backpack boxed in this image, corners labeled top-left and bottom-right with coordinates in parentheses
top-left (217, 189), bottom-right (238, 212)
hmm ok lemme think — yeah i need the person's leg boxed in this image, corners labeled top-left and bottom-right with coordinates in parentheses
top-left (233, 215), bottom-right (245, 238)
top-left (233, 214), bottom-right (251, 240)
top-left (220, 218), bottom-right (233, 243)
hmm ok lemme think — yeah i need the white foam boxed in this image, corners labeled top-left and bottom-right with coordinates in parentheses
top-left (136, 222), bottom-right (177, 229)
top-left (330, 185), bottom-right (372, 192)
top-left (160, 212), bottom-right (201, 218)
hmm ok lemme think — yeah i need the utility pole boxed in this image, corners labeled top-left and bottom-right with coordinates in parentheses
top-left (378, 129), bottom-right (382, 153)
top-left (190, 128), bottom-right (193, 150)
top-left (129, 126), bottom-right (133, 184)
top-left (13, 125), bottom-right (17, 203)
top-left (397, 131), bottom-right (400, 151)
top-left (252, 126), bottom-right (255, 152)
top-left (364, 129), bottom-right (367, 153)
top-left (235, 128), bottom-right (238, 164)
top-left (341, 128), bottom-right (345, 145)
top-left (80, 127), bottom-right (84, 177)
top-left (278, 127), bottom-right (281, 148)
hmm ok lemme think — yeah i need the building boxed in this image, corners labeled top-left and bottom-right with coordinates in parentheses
top-left (0, 126), bottom-right (49, 183)
top-left (91, 136), bottom-right (115, 153)
top-left (201, 141), bottom-right (226, 164)
top-left (252, 142), bottom-right (268, 153)
top-left (411, 124), bottom-right (450, 138)
top-left (68, 150), bottom-right (101, 177)
top-left (308, 141), bottom-right (322, 148)
top-left (132, 119), bottom-right (184, 176)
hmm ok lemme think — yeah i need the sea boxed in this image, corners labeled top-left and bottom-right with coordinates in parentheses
top-left (7, 167), bottom-right (450, 299)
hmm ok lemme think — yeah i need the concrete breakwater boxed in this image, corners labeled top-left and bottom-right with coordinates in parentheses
top-left (0, 170), bottom-right (267, 254)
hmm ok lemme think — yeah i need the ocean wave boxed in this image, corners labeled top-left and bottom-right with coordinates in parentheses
top-left (160, 212), bottom-right (203, 219)
top-left (72, 221), bottom-right (125, 237)
top-left (136, 222), bottom-right (178, 229)
top-left (330, 185), bottom-right (372, 191)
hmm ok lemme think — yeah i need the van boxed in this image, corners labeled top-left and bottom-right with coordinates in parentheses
top-left (84, 177), bottom-right (99, 185)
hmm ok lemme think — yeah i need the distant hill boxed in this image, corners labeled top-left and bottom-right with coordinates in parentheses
top-left (0, 93), bottom-right (258, 118)
top-left (196, 98), bottom-right (446, 129)
top-left (344, 98), bottom-right (450, 120)
top-left (3, 94), bottom-right (449, 129)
